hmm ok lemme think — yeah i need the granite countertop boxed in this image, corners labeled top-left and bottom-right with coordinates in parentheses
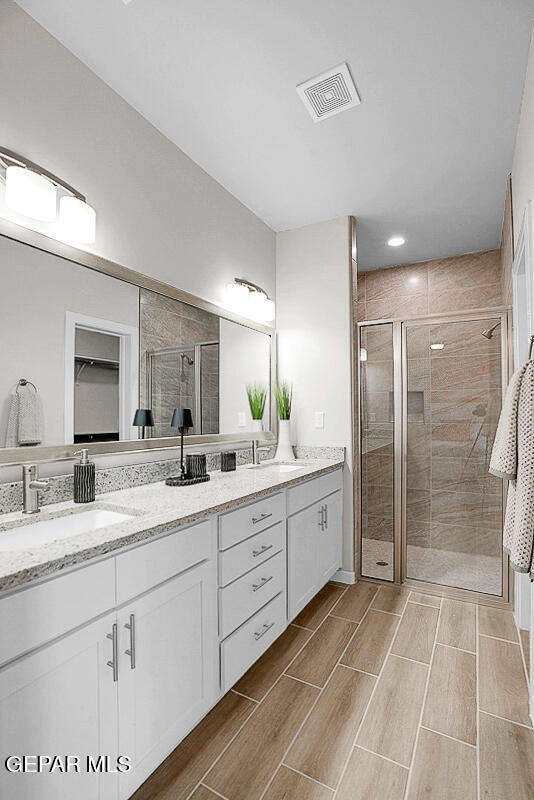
top-left (0, 458), bottom-right (344, 593)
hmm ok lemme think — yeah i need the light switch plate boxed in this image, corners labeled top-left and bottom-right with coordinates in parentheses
top-left (314, 411), bottom-right (325, 429)
top-left (237, 412), bottom-right (246, 428)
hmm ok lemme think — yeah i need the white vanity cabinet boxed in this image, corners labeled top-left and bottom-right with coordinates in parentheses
top-left (287, 470), bottom-right (343, 621)
top-left (0, 610), bottom-right (119, 800)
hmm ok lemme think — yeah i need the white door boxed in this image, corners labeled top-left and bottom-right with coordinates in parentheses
top-left (0, 611), bottom-right (119, 800)
top-left (318, 490), bottom-right (342, 587)
top-left (118, 560), bottom-right (218, 799)
top-left (287, 501), bottom-right (321, 620)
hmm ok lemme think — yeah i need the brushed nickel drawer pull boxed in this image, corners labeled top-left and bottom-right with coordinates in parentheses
top-left (252, 543), bottom-right (273, 557)
top-left (106, 623), bottom-right (118, 682)
top-left (124, 613), bottom-right (136, 670)
top-left (324, 503), bottom-right (328, 529)
top-left (318, 507), bottom-right (325, 531)
top-left (252, 575), bottom-right (273, 592)
top-left (254, 621), bottom-right (275, 640)
top-left (252, 512), bottom-right (272, 524)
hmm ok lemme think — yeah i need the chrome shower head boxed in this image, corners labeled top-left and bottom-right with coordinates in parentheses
top-left (481, 321), bottom-right (501, 339)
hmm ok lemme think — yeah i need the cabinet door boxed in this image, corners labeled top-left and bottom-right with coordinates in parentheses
top-left (318, 490), bottom-right (342, 587)
top-left (0, 612), bottom-right (119, 800)
top-left (287, 501), bottom-right (322, 620)
top-left (118, 559), bottom-right (217, 799)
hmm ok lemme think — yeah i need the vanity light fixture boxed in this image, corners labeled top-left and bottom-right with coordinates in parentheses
top-left (430, 343), bottom-right (445, 350)
top-left (225, 278), bottom-right (275, 323)
top-left (387, 236), bottom-right (405, 247)
top-left (0, 147), bottom-right (96, 243)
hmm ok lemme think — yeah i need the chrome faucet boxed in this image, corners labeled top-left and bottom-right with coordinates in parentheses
top-left (22, 464), bottom-right (50, 514)
top-left (252, 440), bottom-right (271, 465)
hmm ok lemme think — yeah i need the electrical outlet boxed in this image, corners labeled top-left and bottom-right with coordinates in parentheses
top-left (237, 412), bottom-right (246, 427)
top-left (314, 411), bottom-right (325, 429)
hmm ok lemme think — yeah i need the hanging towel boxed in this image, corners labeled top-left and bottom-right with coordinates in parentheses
top-left (489, 361), bottom-right (534, 578)
top-left (5, 383), bottom-right (43, 447)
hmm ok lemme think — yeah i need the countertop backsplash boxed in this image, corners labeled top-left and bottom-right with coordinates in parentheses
top-left (0, 445), bottom-right (345, 515)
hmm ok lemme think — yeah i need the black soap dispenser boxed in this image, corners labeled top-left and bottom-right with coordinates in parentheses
top-left (73, 449), bottom-right (95, 503)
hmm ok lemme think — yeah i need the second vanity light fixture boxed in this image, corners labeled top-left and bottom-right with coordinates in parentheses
top-left (0, 147), bottom-right (96, 243)
top-left (225, 278), bottom-right (275, 323)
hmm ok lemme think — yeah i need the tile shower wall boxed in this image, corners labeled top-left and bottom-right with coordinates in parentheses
top-left (356, 248), bottom-right (507, 587)
top-left (139, 289), bottom-right (220, 436)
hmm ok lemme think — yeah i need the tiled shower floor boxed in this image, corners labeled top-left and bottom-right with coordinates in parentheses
top-left (362, 539), bottom-right (502, 595)
top-left (131, 581), bottom-right (533, 800)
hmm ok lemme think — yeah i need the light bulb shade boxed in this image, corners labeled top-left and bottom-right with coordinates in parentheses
top-left (248, 291), bottom-right (266, 319)
top-left (59, 195), bottom-right (96, 243)
top-left (262, 298), bottom-right (275, 322)
top-left (225, 282), bottom-right (250, 312)
top-left (171, 408), bottom-right (194, 430)
top-left (133, 409), bottom-right (154, 427)
top-left (5, 166), bottom-right (57, 221)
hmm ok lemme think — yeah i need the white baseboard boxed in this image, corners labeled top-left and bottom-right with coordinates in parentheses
top-left (334, 569), bottom-right (356, 585)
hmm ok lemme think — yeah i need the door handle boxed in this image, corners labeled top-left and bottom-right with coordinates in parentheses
top-left (252, 512), bottom-right (272, 525)
top-left (124, 613), bottom-right (136, 670)
top-left (254, 621), bottom-right (275, 640)
top-left (252, 543), bottom-right (273, 557)
top-left (252, 575), bottom-right (273, 592)
top-left (106, 623), bottom-right (118, 682)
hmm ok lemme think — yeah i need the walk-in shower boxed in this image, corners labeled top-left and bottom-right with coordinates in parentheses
top-left (358, 311), bottom-right (510, 601)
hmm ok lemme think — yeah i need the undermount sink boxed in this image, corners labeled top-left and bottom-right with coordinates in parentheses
top-left (0, 508), bottom-right (135, 552)
top-left (250, 462), bottom-right (306, 474)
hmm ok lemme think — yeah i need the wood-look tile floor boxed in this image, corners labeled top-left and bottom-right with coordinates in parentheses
top-left (131, 582), bottom-right (534, 800)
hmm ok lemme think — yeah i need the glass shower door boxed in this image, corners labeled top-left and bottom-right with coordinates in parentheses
top-left (403, 316), bottom-right (504, 596)
top-left (360, 323), bottom-right (396, 581)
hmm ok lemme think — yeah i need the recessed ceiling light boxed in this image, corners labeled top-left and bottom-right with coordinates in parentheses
top-left (387, 236), bottom-right (405, 247)
top-left (430, 343), bottom-right (445, 350)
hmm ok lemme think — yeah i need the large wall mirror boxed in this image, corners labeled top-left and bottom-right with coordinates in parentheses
top-left (0, 225), bottom-right (274, 463)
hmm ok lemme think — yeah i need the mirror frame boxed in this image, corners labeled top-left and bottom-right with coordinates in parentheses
top-left (0, 217), bottom-right (276, 465)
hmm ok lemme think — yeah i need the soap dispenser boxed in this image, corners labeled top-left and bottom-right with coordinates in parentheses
top-left (73, 449), bottom-right (95, 503)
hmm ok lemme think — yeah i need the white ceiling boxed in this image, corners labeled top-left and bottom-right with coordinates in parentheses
top-left (15, 0), bottom-right (534, 268)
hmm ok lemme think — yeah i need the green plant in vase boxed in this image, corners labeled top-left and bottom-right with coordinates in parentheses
top-left (274, 381), bottom-right (295, 460)
top-left (246, 383), bottom-right (267, 431)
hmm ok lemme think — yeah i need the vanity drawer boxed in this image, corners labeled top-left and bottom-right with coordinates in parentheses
top-left (219, 550), bottom-right (285, 638)
top-left (221, 591), bottom-right (286, 692)
top-left (219, 493), bottom-right (284, 550)
top-left (0, 559), bottom-right (115, 667)
top-left (116, 518), bottom-right (214, 605)
top-left (219, 521), bottom-right (285, 587)
top-left (287, 468), bottom-right (343, 516)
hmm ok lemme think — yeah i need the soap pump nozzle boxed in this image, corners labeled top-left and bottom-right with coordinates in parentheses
top-left (74, 448), bottom-right (90, 465)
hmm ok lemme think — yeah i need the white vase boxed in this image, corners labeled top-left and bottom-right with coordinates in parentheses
top-left (275, 419), bottom-right (295, 461)
top-left (251, 419), bottom-right (263, 432)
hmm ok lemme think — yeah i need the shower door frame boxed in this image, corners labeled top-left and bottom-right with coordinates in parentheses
top-left (357, 307), bottom-right (513, 608)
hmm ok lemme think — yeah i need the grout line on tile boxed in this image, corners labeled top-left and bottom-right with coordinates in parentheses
top-left (199, 784), bottom-right (231, 800)
top-left (338, 663), bottom-right (379, 679)
top-left (256, 588), bottom-right (377, 800)
top-left (291, 622), bottom-right (315, 631)
top-left (367, 606), bottom-right (403, 618)
top-left (479, 709), bottom-right (534, 731)
top-left (188, 604), bottom-right (329, 800)
top-left (230, 688), bottom-right (259, 703)
top-left (478, 632), bottom-right (521, 646)
top-left (332, 589), bottom-right (406, 797)
top-left (407, 599), bottom-right (442, 609)
top-left (436, 641), bottom-right (476, 656)
top-left (513, 615), bottom-right (530, 688)
top-left (420, 725), bottom-right (477, 750)
top-left (281, 763), bottom-right (335, 791)
top-left (283, 674), bottom-right (322, 690)
top-left (353, 743), bottom-right (409, 771)
top-left (402, 587), bottom-right (442, 799)
top-left (389, 652), bottom-right (431, 668)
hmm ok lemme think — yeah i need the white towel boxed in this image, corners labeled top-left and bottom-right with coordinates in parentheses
top-left (5, 383), bottom-right (43, 447)
top-left (489, 361), bottom-right (534, 578)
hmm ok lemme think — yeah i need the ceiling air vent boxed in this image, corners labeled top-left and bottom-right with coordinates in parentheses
top-left (296, 62), bottom-right (360, 122)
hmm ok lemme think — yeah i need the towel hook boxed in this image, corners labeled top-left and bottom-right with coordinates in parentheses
top-left (529, 335), bottom-right (534, 361)
top-left (17, 378), bottom-right (37, 392)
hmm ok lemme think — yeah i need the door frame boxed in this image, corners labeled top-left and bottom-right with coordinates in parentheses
top-left (357, 306), bottom-right (513, 608)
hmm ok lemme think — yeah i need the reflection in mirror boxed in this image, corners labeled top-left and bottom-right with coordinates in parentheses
top-left (0, 234), bottom-right (139, 449)
top-left (0, 234), bottom-right (272, 453)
